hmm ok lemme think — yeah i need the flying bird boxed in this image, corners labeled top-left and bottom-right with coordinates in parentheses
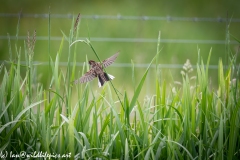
top-left (74, 52), bottom-right (119, 87)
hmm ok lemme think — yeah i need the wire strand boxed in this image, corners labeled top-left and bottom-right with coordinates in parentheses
top-left (0, 61), bottom-right (220, 69)
top-left (1, 13), bottom-right (240, 22)
top-left (0, 36), bottom-right (238, 44)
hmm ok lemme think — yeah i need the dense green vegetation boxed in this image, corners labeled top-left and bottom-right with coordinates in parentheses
top-left (0, 14), bottom-right (239, 159)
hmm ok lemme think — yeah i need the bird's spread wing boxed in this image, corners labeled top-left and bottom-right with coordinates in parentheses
top-left (74, 69), bottom-right (97, 84)
top-left (102, 52), bottom-right (119, 68)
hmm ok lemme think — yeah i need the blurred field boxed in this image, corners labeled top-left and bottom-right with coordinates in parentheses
top-left (0, 1), bottom-right (240, 158)
top-left (0, 0), bottom-right (240, 94)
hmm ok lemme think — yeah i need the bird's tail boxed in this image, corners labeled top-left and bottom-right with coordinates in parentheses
top-left (98, 72), bottom-right (115, 87)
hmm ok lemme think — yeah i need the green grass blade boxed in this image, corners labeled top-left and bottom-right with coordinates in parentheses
top-left (227, 104), bottom-right (240, 159)
top-left (167, 140), bottom-right (194, 160)
top-left (218, 115), bottom-right (224, 160)
top-left (68, 118), bottom-right (75, 160)
top-left (129, 52), bottom-right (158, 112)
top-left (12, 100), bottom-right (45, 126)
top-left (144, 130), bottom-right (161, 160)
top-left (125, 138), bottom-right (129, 160)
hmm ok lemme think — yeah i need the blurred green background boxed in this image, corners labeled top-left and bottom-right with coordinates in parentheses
top-left (0, 0), bottom-right (240, 94)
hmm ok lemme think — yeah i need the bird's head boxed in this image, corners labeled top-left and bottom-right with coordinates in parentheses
top-left (89, 60), bottom-right (95, 65)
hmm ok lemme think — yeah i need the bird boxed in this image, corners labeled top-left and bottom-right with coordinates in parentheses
top-left (74, 52), bottom-right (119, 87)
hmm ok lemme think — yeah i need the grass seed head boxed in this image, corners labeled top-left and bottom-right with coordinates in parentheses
top-left (74, 13), bottom-right (81, 34)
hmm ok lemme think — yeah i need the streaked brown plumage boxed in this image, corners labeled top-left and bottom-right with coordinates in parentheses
top-left (74, 52), bottom-right (119, 87)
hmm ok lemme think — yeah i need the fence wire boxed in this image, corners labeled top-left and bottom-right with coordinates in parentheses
top-left (0, 13), bottom-right (238, 70)
top-left (1, 13), bottom-right (240, 22)
top-left (0, 36), bottom-right (238, 45)
top-left (0, 61), bottom-right (219, 69)
top-left (1, 13), bottom-right (238, 44)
